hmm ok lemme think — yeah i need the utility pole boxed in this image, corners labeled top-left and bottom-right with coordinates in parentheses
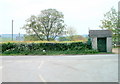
top-left (118, 1), bottom-right (120, 28)
top-left (118, 1), bottom-right (120, 47)
top-left (12, 20), bottom-right (13, 41)
top-left (19, 33), bottom-right (20, 41)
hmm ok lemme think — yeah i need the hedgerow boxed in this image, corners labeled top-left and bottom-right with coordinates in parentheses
top-left (1, 41), bottom-right (96, 55)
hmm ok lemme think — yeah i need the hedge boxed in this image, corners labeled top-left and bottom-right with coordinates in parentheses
top-left (1, 41), bottom-right (93, 55)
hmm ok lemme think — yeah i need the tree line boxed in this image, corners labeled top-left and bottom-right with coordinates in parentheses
top-left (22, 8), bottom-right (119, 43)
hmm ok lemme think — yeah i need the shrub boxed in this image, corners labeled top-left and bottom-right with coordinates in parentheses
top-left (86, 38), bottom-right (92, 49)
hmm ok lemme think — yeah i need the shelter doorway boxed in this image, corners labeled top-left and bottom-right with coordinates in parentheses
top-left (97, 37), bottom-right (106, 52)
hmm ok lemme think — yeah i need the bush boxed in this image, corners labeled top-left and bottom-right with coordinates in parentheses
top-left (86, 38), bottom-right (92, 49)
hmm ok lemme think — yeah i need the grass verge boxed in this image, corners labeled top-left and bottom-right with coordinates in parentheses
top-left (1, 49), bottom-right (113, 56)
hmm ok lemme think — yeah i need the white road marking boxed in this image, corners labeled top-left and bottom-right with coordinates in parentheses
top-left (38, 74), bottom-right (47, 83)
top-left (38, 61), bottom-right (44, 69)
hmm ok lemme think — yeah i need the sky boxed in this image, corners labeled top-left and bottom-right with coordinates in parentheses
top-left (0, 0), bottom-right (119, 35)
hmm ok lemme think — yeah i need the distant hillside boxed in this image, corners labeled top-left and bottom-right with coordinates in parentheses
top-left (0, 34), bottom-right (88, 42)
top-left (0, 34), bottom-right (25, 41)
top-left (82, 34), bottom-right (88, 38)
top-left (1, 34), bottom-right (24, 38)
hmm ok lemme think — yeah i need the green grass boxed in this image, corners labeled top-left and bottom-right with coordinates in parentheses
top-left (0, 38), bottom-right (12, 42)
top-left (0, 49), bottom-right (113, 56)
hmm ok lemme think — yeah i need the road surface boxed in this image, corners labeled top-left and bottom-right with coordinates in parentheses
top-left (0, 54), bottom-right (118, 82)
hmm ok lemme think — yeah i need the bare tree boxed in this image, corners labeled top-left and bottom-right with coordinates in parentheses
top-left (66, 26), bottom-right (77, 41)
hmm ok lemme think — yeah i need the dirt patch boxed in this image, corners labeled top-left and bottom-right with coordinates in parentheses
top-left (112, 48), bottom-right (119, 54)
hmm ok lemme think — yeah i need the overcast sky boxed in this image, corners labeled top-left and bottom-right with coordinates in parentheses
top-left (0, 0), bottom-right (119, 35)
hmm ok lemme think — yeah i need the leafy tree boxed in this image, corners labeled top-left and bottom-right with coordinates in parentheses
top-left (22, 9), bottom-right (66, 41)
top-left (99, 7), bottom-right (120, 43)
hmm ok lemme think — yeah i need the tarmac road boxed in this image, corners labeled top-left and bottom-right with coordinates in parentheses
top-left (0, 54), bottom-right (118, 82)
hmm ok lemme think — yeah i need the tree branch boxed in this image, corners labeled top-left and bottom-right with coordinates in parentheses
top-left (31, 27), bottom-right (43, 40)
